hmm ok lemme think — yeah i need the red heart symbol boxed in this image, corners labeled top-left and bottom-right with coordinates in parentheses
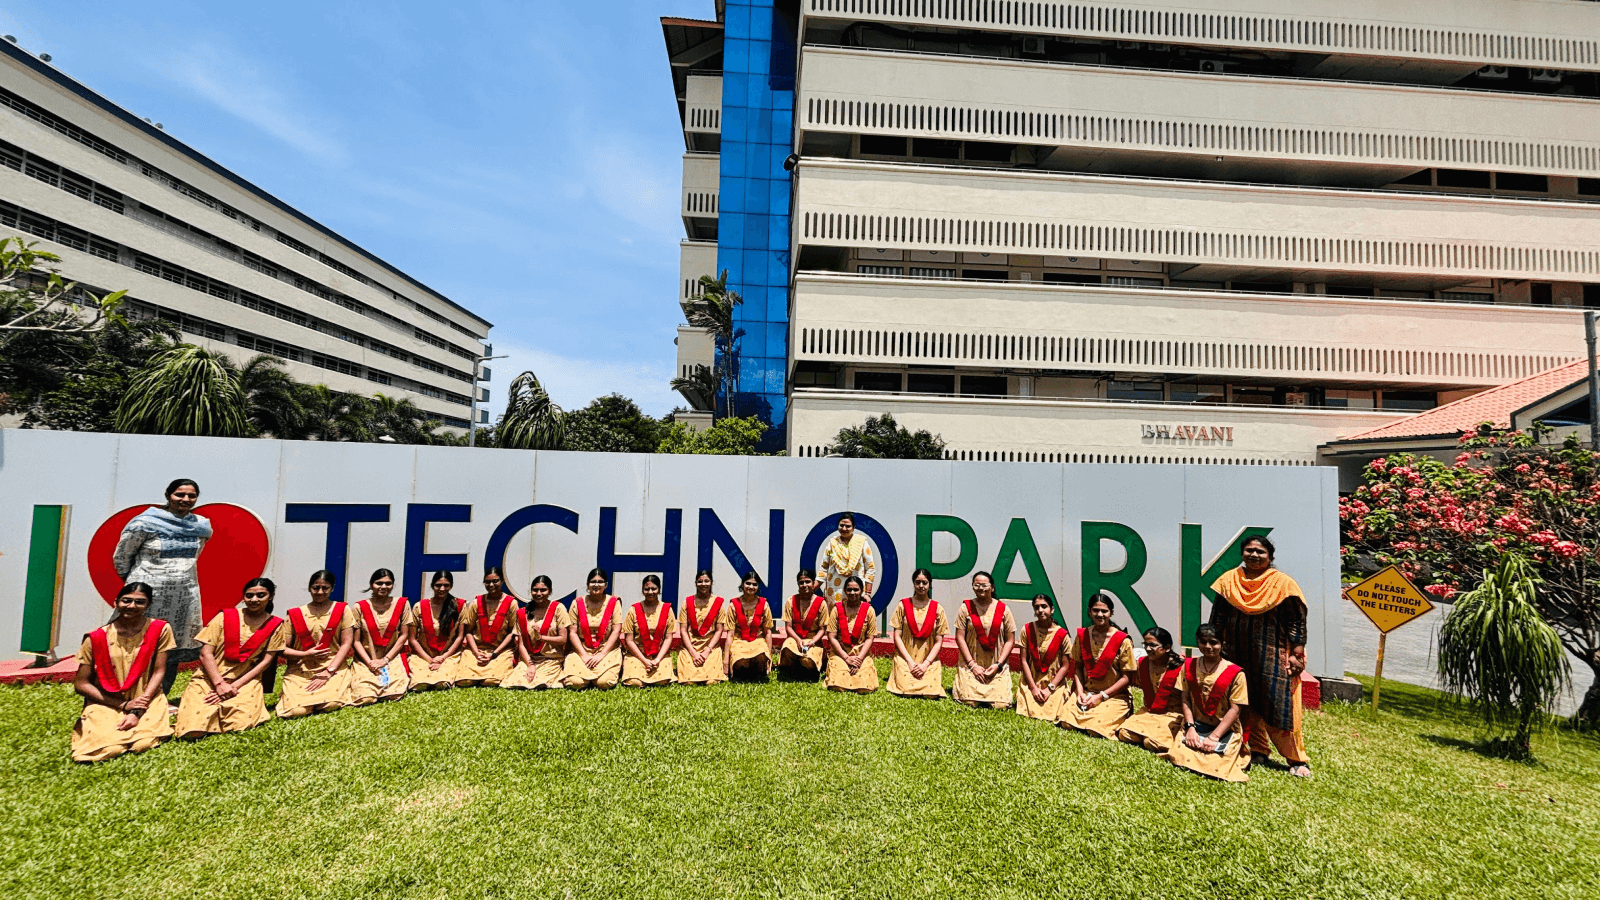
top-left (87, 503), bottom-right (271, 622)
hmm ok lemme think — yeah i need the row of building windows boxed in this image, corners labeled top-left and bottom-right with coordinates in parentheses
top-left (793, 443), bottom-right (1318, 466)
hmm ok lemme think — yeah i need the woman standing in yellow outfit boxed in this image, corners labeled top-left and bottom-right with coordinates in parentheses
top-left (504, 575), bottom-right (572, 690)
top-left (563, 568), bottom-right (623, 690)
top-left (1117, 627), bottom-right (1186, 752)
top-left (408, 571), bottom-right (463, 691)
top-left (952, 572), bottom-right (1016, 708)
top-left (825, 576), bottom-right (879, 693)
top-left (677, 569), bottom-right (729, 686)
top-left (176, 577), bottom-right (285, 739)
top-left (1015, 594), bottom-right (1070, 721)
top-left (776, 569), bottom-right (827, 678)
top-left (886, 568), bottom-right (948, 699)
top-left (277, 570), bottom-right (356, 719)
top-left (350, 568), bottom-right (414, 704)
top-left (1161, 623), bottom-right (1252, 783)
top-left (727, 572), bottom-right (774, 681)
top-left (820, 513), bottom-right (875, 603)
top-left (455, 567), bottom-right (517, 687)
top-left (622, 574), bottom-right (676, 687)
top-left (71, 582), bottom-right (174, 762)
top-left (1058, 593), bottom-right (1137, 737)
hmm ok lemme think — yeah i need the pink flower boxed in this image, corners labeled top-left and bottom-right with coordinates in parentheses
top-left (1425, 584), bottom-right (1459, 599)
top-left (1515, 463), bottom-right (1531, 474)
top-left (1553, 541), bottom-right (1583, 559)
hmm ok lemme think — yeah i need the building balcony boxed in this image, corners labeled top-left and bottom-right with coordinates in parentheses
top-left (799, 47), bottom-right (1600, 183)
top-left (679, 239), bottom-right (718, 306)
top-left (793, 159), bottom-right (1600, 285)
top-left (684, 74), bottom-right (722, 152)
top-left (681, 152), bottom-right (720, 239)
top-left (675, 325), bottom-right (716, 410)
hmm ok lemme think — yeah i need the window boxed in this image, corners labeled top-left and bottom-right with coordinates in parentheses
top-left (1232, 387), bottom-right (1277, 406)
top-left (857, 265), bottom-right (903, 276)
top-left (1495, 172), bottom-right (1548, 192)
top-left (1581, 178), bottom-right (1600, 197)
top-left (909, 267), bottom-right (957, 279)
top-left (1532, 283), bottom-right (1554, 306)
top-left (859, 134), bottom-right (907, 157)
top-left (1107, 381), bottom-right (1164, 402)
top-left (793, 362), bottom-right (838, 387)
top-left (1391, 169), bottom-right (1432, 186)
top-left (963, 141), bottom-right (1014, 162)
top-left (960, 269), bottom-right (1008, 281)
top-left (1106, 276), bottom-right (1163, 287)
top-left (1585, 285), bottom-right (1600, 310)
top-left (854, 372), bottom-right (902, 392)
top-left (1170, 384), bottom-right (1225, 404)
top-left (912, 138), bottom-right (961, 159)
top-left (1325, 390), bottom-right (1376, 409)
top-left (1043, 272), bottom-right (1100, 285)
top-left (1436, 169), bottom-right (1492, 189)
top-left (907, 373), bottom-right (955, 394)
top-left (960, 375), bottom-right (1007, 397)
top-left (1441, 292), bottom-right (1494, 304)
top-left (1382, 391), bottom-right (1438, 412)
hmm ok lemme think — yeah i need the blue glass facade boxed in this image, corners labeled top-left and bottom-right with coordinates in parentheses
top-left (717, 0), bottom-right (795, 452)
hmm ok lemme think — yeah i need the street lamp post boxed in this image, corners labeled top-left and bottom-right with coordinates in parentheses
top-left (468, 348), bottom-right (508, 448)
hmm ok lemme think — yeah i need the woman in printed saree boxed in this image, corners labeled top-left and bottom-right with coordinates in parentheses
top-left (175, 577), bottom-right (284, 739)
top-left (727, 572), bottom-right (774, 681)
top-left (621, 574), bottom-right (676, 687)
top-left (886, 567), bottom-right (948, 699)
top-left (825, 576), bottom-right (879, 693)
top-left (1161, 624), bottom-right (1251, 783)
top-left (1015, 593), bottom-right (1070, 721)
top-left (1058, 592), bottom-right (1137, 737)
top-left (564, 568), bottom-right (623, 690)
top-left (1209, 535), bottom-right (1312, 778)
top-left (1117, 626), bottom-right (1186, 752)
top-left (277, 569), bottom-right (356, 718)
top-left (505, 575), bottom-right (573, 690)
top-left (409, 571), bottom-right (464, 691)
top-left (776, 569), bottom-right (826, 677)
top-left (952, 571), bottom-right (1016, 708)
top-left (678, 569), bottom-right (729, 686)
top-left (112, 478), bottom-right (211, 695)
top-left (456, 566), bottom-right (518, 687)
top-left (71, 582), bottom-right (174, 762)
top-left (350, 568), bottom-right (414, 704)
top-left (820, 512), bottom-right (876, 603)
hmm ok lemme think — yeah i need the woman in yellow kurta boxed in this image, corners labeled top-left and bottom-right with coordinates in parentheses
top-left (350, 568), bottom-right (414, 704)
top-left (408, 571), bottom-right (463, 691)
top-left (677, 569), bottom-right (729, 686)
top-left (1059, 593), bottom-right (1137, 737)
top-left (776, 569), bottom-right (827, 678)
top-left (727, 572), bottom-right (774, 681)
top-left (825, 576), bottom-right (879, 693)
top-left (564, 568), bottom-right (623, 690)
top-left (455, 566), bottom-right (518, 687)
top-left (952, 572), bottom-right (1016, 708)
top-left (622, 574), bottom-right (675, 687)
top-left (277, 569), bottom-right (356, 719)
top-left (1016, 593), bottom-right (1070, 721)
top-left (1161, 623), bottom-right (1252, 783)
top-left (887, 567), bottom-right (948, 699)
top-left (1117, 626), bottom-right (1186, 752)
top-left (505, 575), bottom-right (572, 690)
top-left (71, 582), bottom-right (175, 762)
top-left (820, 513), bottom-right (876, 603)
top-left (175, 577), bottom-right (285, 739)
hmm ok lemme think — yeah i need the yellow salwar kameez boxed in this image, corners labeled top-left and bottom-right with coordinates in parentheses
top-left (621, 602), bottom-right (677, 686)
top-left (176, 610), bottom-right (286, 738)
top-left (825, 600), bottom-right (880, 693)
top-left (1160, 657), bottom-right (1252, 783)
top-left (820, 533), bottom-right (876, 603)
top-left (886, 598), bottom-right (948, 698)
top-left (277, 603), bottom-right (356, 719)
top-left (349, 599), bottom-right (414, 704)
top-left (455, 594), bottom-right (518, 686)
top-left (677, 596), bottom-right (730, 685)
top-left (503, 602), bottom-right (572, 690)
top-left (407, 597), bottom-right (462, 690)
top-left (562, 596), bottom-right (623, 690)
top-left (1058, 628), bottom-right (1137, 737)
top-left (1117, 655), bottom-right (1185, 752)
top-left (727, 598), bottom-right (774, 677)
top-left (1014, 622), bottom-right (1070, 721)
top-left (71, 621), bottom-right (175, 762)
top-left (951, 600), bottom-right (1015, 707)
top-left (777, 593), bottom-right (828, 675)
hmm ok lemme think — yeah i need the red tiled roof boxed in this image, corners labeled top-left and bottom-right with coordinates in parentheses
top-left (1340, 358), bottom-right (1592, 442)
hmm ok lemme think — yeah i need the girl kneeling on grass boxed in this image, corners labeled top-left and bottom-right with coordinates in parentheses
top-left (1117, 627), bottom-right (1185, 752)
top-left (408, 571), bottom-right (463, 691)
top-left (456, 567), bottom-right (517, 687)
top-left (678, 569), bottom-right (729, 686)
top-left (886, 567), bottom-right (948, 699)
top-left (727, 572), bottom-right (774, 681)
top-left (71, 582), bottom-right (174, 762)
top-left (622, 574), bottom-right (675, 687)
top-left (277, 570), bottom-right (355, 719)
top-left (825, 576), bottom-right (879, 694)
top-left (175, 577), bottom-right (284, 739)
top-left (1058, 592), bottom-right (1137, 737)
top-left (1016, 593), bottom-right (1070, 721)
top-left (564, 568), bottom-right (623, 690)
top-left (351, 568), bottom-right (413, 705)
top-left (952, 572), bottom-right (1016, 708)
top-left (505, 575), bottom-right (571, 690)
top-left (776, 569), bottom-right (826, 677)
top-left (1160, 624), bottom-right (1251, 783)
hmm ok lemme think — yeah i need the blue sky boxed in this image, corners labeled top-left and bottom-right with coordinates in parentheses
top-left (0, 0), bottom-right (713, 417)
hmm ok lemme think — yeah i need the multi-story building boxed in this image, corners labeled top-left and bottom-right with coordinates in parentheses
top-left (1, 37), bottom-right (490, 429)
top-left (665, 1), bottom-right (1600, 463)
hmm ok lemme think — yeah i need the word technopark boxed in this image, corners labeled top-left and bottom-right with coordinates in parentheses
top-left (0, 430), bottom-right (1344, 675)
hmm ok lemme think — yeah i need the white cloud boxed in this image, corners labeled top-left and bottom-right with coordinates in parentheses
top-left (160, 42), bottom-right (347, 163)
top-left (486, 339), bottom-right (680, 420)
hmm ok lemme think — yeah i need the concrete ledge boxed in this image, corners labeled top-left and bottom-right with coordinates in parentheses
top-left (1318, 675), bottom-right (1364, 704)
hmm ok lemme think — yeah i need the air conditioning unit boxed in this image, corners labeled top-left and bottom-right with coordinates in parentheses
top-left (1529, 68), bottom-right (1563, 84)
top-left (478, 366), bottom-right (492, 383)
top-left (1477, 65), bottom-right (1510, 80)
top-left (1022, 36), bottom-right (1046, 56)
top-left (477, 409), bottom-right (490, 424)
top-left (1198, 59), bottom-right (1230, 74)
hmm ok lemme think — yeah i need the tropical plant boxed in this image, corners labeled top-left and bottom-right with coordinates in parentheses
top-left (0, 236), bottom-right (125, 338)
top-left (675, 270), bottom-right (743, 416)
top-left (367, 392), bottom-right (443, 444)
top-left (295, 384), bottom-right (376, 443)
top-left (826, 413), bottom-right (946, 460)
top-left (497, 370), bottom-right (566, 450)
top-left (669, 363), bottom-right (718, 413)
top-left (656, 416), bottom-right (768, 455)
top-left (563, 394), bottom-right (665, 454)
top-left (229, 354), bottom-right (306, 438)
top-left (1437, 553), bottom-right (1570, 756)
top-left (113, 345), bottom-right (249, 437)
top-left (9, 314), bottom-right (176, 431)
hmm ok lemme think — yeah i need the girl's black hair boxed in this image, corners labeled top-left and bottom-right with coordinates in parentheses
top-left (1143, 626), bottom-right (1182, 668)
top-left (163, 478), bottom-right (199, 498)
top-left (694, 568), bottom-right (714, 581)
top-left (842, 574), bottom-right (865, 591)
top-left (109, 581), bottom-right (155, 622)
top-left (641, 574), bottom-right (662, 589)
top-left (1242, 535), bottom-right (1276, 560)
top-left (1088, 591), bottom-right (1125, 633)
top-left (243, 577), bottom-right (277, 615)
top-left (1195, 623), bottom-right (1223, 645)
top-left (365, 568), bottom-right (396, 594)
top-left (1031, 592), bottom-right (1056, 612)
top-left (529, 574), bottom-right (554, 591)
top-left (483, 565), bottom-right (516, 599)
top-left (740, 570), bottom-right (762, 586)
top-left (911, 567), bottom-right (935, 598)
top-left (838, 511), bottom-right (857, 525)
top-left (796, 567), bottom-right (816, 581)
top-left (429, 570), bottom-right (459, 632)
top-left (585, 567), bottom-right (610, 592)
top-left (970, 570), bottom-right (994, 586)
top-left (308, 569), bottom-right (337, 591)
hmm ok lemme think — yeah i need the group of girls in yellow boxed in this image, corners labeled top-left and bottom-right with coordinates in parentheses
top-left (72, 558), bottom-right (1294, 783)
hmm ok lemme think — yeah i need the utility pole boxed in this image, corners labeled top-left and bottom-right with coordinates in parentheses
top-left (468, 347), bottom-right (508, 448)
top-left (1587, 312), bottom-right (1599, 453)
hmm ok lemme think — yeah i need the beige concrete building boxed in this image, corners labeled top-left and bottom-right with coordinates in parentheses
top-left (1, 37), bottom-right (490, 429)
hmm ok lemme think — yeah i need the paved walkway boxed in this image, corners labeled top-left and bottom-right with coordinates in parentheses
top-left (1341, 599), bottom-right (1593, 718)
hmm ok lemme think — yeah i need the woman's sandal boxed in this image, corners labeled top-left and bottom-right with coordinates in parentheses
top-left (1288, 763), bottom-right (1313, 779)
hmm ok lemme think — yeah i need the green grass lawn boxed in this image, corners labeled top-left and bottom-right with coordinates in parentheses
top-left (3, 664), bottom-right (1598, 900)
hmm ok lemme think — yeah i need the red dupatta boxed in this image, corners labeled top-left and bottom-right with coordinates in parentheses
top-left (1183, 658), bottom-right (1245, 718)
top-left (575, 596), bottom-right (620, 651)
top-left (417, 598), bottom-right (457, 654)
top-left (357, 598), bottom-right (406, 652)
top-left (633, 602), bottom-right (672, 656)
top-left (1137, 655), bottom-right (1183, 714)
top-left (89, 619), bottom-right (165, 695)
top-left (964, 599), bottom-right (1003, 651)
top-left (518, 602), bottom-right (561, 655)
top-left (902, 597), bottom-right (938, 640)
top-left (789, 594), bottom-right (823, 638)
top-left (1024, 622), bottom-right (1068, 675)
top-left (733, 597), bottom-right (767, 641)
top-left (1075, 628), bottom-right (1129, 681)
top-left (684, 595), bottom-right (724, 640)
top-left (837, 600), bottom-right (873, 648)
top-left (289, 602), bottom-right (347, 651)
top-left (221, 608), bottom-right (284, 663)
top-left (475, 593), bottom-right (514, 644)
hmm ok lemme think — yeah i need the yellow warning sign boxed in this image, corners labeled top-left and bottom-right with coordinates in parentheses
top-left (1345, 565), bottom-right (1436, 634)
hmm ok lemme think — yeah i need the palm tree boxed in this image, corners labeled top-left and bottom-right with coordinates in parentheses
top-left (296, 383), bottom-right (375, 443)
top-left (669, 363), bottom-right (718, 412)
top-left (497, 370), bottom-right (565, 450)
top-left (679, 270), bottom-right (743, 417)
top-left (230, 354), bottom-right (305, 438)
top-left (368, 392), bottom-right (442, 444)
top-left (113, 344), bottom-right (249, 437)
top-left (1437, 553), bottom-right (1570, 757)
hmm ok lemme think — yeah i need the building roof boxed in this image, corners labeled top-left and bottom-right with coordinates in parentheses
top-left (1336, 359), bottom-right (1592, 443)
